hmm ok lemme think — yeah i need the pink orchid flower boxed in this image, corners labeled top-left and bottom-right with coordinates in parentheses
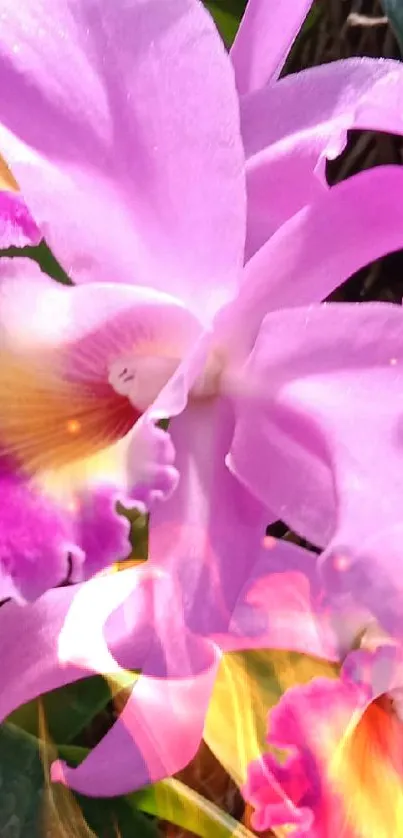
top-left (0, 537), bottom-right (355, 797)
top-left (244, 641), bottom-right (403, 837)
top-left (0, 0), bottom-right (402, 613)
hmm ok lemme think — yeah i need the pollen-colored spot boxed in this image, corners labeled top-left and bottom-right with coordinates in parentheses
top-left (390, 357), bottom-right (398, 366)
top-left (66, 419), bottom-right (81, 435)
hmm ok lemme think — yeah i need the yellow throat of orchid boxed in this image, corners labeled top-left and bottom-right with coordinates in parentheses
top-left (329, 686), bottom-right (403, 838)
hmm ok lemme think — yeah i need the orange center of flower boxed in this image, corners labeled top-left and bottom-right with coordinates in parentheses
top-left (330, 694), bottom-right (403, 837)
top-left (0, 350), bottom-right (139, 475)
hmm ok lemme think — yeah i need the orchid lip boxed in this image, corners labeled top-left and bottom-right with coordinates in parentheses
top-left (109, 345), bottom-right (228, 412)
top-left (108, 353), bottom-right (181, 411)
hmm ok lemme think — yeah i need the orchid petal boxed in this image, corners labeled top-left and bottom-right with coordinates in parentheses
top-left (0, 0), bottom-right (245, 317)
top-left (0, 567), bottom-right (160, 722)
top-left (0, 258), bottom-right (201, 352)
top-left (0, 558), bottom-right (223, 796)
top-left (146, 403), bottom-right (348, 796)
top-left (244, 647), bottom-right (403, 837)
top-left (0, 464), bottom-right (84, 602)
top-left (231, 0), bottom-right (314, 95)
top-left (75, 485), bottom-right (131, 580)
top-left (242, 58), bottom-right (403, 255)
top-left (343, 645), bottom-right (403, 704)
top-left (229, 384), bottom-right (337, 548)
top-left (51, 642), bottom-right (221, 796)
top-left (204, 541), bottom-right (366, 789)
top-left (209, 538), bottom-right (343, 661)
top-left (243, 676), bottom-right (356, 836)
top-left (148, 398), bottom-right (268, 637)
top-left (205, 647), bottom-right (338, 793)
top-left (0, 450), bottom-right (131, 597)
top-left (2, 563), bottom-right (224, 794)
top-left (0, 190), bottom-right (41, 248)
top-left (230, 301), bottom-right (403, 635)
top-left (220, 166), bottom-right (403, 358)
top-left (124, 418), bottom-right (179, 514)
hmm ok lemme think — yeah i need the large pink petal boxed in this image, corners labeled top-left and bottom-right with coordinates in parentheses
top-left (0, 566), bottom-right (160, 722)
top-left (148, 397), bottom-right (269, 637)
top-left (52, 639), bottom-right (221, 796)
top-left (143, 404), bottom-right (354, 797)
top-left (219, 166), bottom-right (403, 358)
top-left (209, 537), bottom-right (360, 661)
top-left (0, 563), bottom-right (221, 795)
top-left (231, 0), bottom-right (314, 95)
top-left (0, 258), bottom-right (201, 351)
top-left (230, 302), bottom-right (403, 635)
top-left (51, 569), bottom-right (222, 796)
top-left (229, 390), bottom-right (336, 549)
top-left (0, 0), bottom-right (245, 317)
top-left (242, 57), bottom-right (403, 255)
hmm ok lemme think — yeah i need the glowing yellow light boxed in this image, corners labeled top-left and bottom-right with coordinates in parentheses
top-left (66, 418), bottom-right (81, 435)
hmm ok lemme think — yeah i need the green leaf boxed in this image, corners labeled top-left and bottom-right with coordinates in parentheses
top-left (0, 241), bottom-right (72, 284)
top-left (204, 649), bottom-right (338, 786)
top-left (77, 795), bottom-right (158, 838)
top-left (380, 0), bottom-right (403, 55)
top-left (0, 723), bottom-right (158, 838)
top-left (8, 676), bottom-right (112, 745)
top-left (0, 722), bottom-right (46, 837)
top-left (283, 4), bottom-right (322, 71)
top-left (131, 777), bottom-right (254, 837)
top-left (204, 1), bottom-right (246, 47)
top-left (50, 745), bottom-right (159, 837)
top-left (0, 726), bottom-right (94, 837)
